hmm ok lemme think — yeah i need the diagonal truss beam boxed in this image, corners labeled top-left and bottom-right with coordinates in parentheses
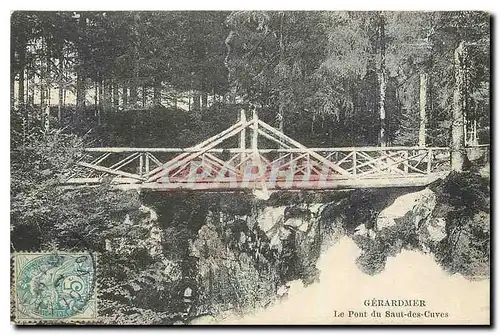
top-left (77, 162), bottom-right (145, 181)
top-left (147, 120), bottom-right (252, 182)
top-left (257, 120), bottom-right (351, 176)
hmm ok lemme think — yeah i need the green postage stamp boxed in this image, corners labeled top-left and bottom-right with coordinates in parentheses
top-left (13, 252), bottom-right (97, 323)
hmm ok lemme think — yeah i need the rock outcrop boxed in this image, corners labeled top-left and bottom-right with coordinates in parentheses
top-left (158, 170), bottom-right (490, 322)
top-left (376, 188), bottom-right (436, 231)
top-left (190, 202), bottom-right (324, 318)
top-left (105, 205), bottom-right (164, 258)
top-left (374, 188), bottom-right (448, 248)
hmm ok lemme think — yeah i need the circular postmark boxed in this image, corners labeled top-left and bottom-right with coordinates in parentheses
top-left (16, 253), bottom-right (95, 320)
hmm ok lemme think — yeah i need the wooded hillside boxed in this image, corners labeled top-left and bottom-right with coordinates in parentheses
top-left (11, 11), bottom-right (490, 148)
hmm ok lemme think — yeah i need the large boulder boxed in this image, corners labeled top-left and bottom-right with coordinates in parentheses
top-left (374, 188), bottom-right (449, 247)
top-left (376, 188), bottom-right (437, 231)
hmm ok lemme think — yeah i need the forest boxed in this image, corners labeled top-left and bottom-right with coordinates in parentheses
top-left (10, 11), bottom-right (490, 324)
top-left (11, 11), bottom-right (490, 147)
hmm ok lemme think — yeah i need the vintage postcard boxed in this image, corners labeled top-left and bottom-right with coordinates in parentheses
top-left (10, 10), bottom-right (490, 325)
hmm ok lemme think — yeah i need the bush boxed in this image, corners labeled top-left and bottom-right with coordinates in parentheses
top-left (431, 171), bottom-right (490, 277)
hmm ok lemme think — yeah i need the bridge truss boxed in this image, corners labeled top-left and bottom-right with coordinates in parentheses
top-left (65, 111), bottom-right (452, 191)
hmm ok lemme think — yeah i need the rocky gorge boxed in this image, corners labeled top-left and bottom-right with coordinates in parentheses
top-left (97, 169), bottom-right (489, 324)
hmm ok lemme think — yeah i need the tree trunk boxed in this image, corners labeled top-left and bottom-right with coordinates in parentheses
top-left (24, 71), bottom-right (29, 105)
top-left (63, 62), bottom-right (67, 108)
top-left (29, 68), bottom-right (35, 105)
top-left (130, 81), bottom-right (138, 106)
top-left (97, 79), bottom-right (104, 125)
top-left (419, 73), bottom-right (428, 147)
top-left (201, 92), bottom-right (208, 111)
top-left (129, 13), bottom-right (140, 107)
top-left (10, 28), bottom-right (15, 107)
top-left (17, 71), bottom-right (24, 106)
top-left (58, 81), bottom-right (63, 123)
top-left (378, 13), bottom-right (387, 147)
top-left (278, 11), bottom-right (285, 133)
top-left (103, 79), bottom-right (112, 113)
top-left (153, 78), bottom-right (161, 106)
top-left (378, 74), bottom-right (387, 146)
top-left (40, 37), bottom-right (46, 108)
top-left (76, 74), bottom-right (85, 107)
top-left (94, 82), bottom-right (98, 107)
top-left (193, 92), bottom-right (201, 110)
top-left (451, 41), bottom-right (466, 172)
top-left (142, 85), bottom-right (147, 108)
top-left (98, 80), bottom-right (103, 110)
top-left (44, 106), bottom-right (50, 132)
top-left (112, 81), bottom-right (119, 108)
top-left (76, 13), bottom-right (86, 108)
top-left (76, 74), bottom-right (85, 108)
top-left (58, 57), bottom-right (64, 123)
top-left (63, 86), bottom-right (67, 108)
top-left (122, 85), bottom-right (128, 108)
top-left (10, 72), bottom-right (15, 108)
top-left (46, 47), bottom-right (51, 107)
top-left (18, 43), bottom-right (26, 105)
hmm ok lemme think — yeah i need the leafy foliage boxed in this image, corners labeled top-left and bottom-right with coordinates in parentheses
top-left (10, 107), bottom-right (188, 324)
top-left (431, 171), bottom-right (490, 277)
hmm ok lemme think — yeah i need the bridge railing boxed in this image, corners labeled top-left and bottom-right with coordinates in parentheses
top-left (60, 107), bottom-right (489, 189)
top-left (66, 146), bottom-right (453, 186)
top-left (315, 147), bottom-right (451, 178)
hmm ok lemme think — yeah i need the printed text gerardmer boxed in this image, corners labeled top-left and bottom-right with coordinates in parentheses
top-left (364, 299), bottom-right (426, 307)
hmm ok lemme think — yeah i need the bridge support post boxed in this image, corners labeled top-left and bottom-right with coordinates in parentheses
top-left (145, 153), bottom-right (150, 177)
top-left (352, 150), bottom-right (357, 177)
top-left (252, 109), bottom-right (258, 151)
top-left (139, 153), bottom-right (144, 177)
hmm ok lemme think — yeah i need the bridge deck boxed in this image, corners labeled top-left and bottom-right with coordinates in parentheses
top-left (64, 173), bottom-right (448, 191)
